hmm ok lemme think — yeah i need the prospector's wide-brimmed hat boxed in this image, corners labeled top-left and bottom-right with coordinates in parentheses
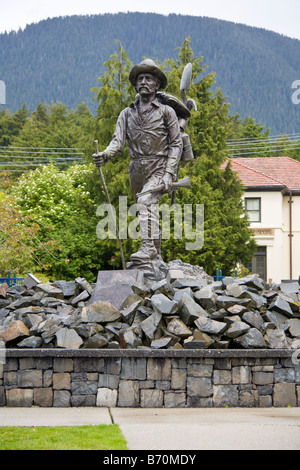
top-left (129, 59), bottom-right (168, 90)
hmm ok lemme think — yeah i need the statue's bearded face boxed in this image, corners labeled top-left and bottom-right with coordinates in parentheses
top-left (136, 73), bottom-right (160, 96)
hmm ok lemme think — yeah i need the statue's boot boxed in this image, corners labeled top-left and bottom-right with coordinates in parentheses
top-left (130, 203), bottom-right (159, 262)
top-left (130, 239), bottom-right (157, 262)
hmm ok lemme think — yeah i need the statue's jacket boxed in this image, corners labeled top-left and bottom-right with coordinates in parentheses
top-left (104, 96), bottom-right (183, 180)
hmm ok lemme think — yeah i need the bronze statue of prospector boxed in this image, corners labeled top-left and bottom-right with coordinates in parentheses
top-left (93, 59), bottom-right (195, 277)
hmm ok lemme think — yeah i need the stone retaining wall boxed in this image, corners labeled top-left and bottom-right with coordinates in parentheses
top-left (1, 349), bottom-right (299, 408)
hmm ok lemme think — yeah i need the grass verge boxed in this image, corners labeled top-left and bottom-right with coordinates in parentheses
top-left (0, 424), bottom-right (128, 450)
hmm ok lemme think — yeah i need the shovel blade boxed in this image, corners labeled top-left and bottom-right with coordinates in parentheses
top-left (180, 63), bottom-right (193, 91)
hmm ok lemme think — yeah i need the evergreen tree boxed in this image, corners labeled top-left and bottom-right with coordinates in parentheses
top-left (0, 104), bottom-right (29, 146)
top-left (159, 40), bottom-right (256, 274)
top-left (227, 116), bottom-right (271, 158)
top-left (91, 41), bottom-right (136, 150)
top-left (7, 101), bottom-right (95, 174)
top-left (271, 133), bottom-right (300, 160)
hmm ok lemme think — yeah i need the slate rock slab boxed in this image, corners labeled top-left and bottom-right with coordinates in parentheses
top-left (54, 280), bottom-right (80, 298)
top-left (36, 284), bottom-right (64, 299)
top-left (226, 283), bottom-right (248, 298)
top-left (178, 293), bottom-right (208, 325)
top-left (0, 283), bottom-right (8, 299)
top-left (120, 300), bottom-right (142, 325)
top-left (184, 330), bottom-right (214, 349)
top-left (166, 318), bottom-right (192, 338)
top-left (279, 282), bottom-right (299, 294)
top-left (194, 317), bottom-right (227, 335)
top-left (23, 273), bottom-right (41, 290)
top-left (70, 290), bottom-right (90, 306)
top-left (226, 304), bottom-right (248, 316)
top-left (264, 329), bottom-right (288, 349)
top-left (194, 285), bottom-right (216, 310)
top-left (9, 296), bottom-right (42, 310)
top-left (84, 333), bottom-right (109, 349)
top-left (269, 296), bottom-right (294, 318)
top-left (140, 312), bottom-right (162, 341)
top-left (75, 277), bottom-right (94, 295)
top-left (225, 320), bottom-right (251, 339)
top-left (17, 336), bottom-right (43, 348)
top-left (1, 320), bottom-right (30, 344)
top-left (81, 301), bottom-right (120, 324)
top-left (151, 337), bottom-right (174, 349)
top-left (55, 328), bottom-right (83, 349)
top-left (87, 270), bottom-right (138, 310)
top-left (238, 274), bottom-right (266, 291)
top-left (242, 311), bottom-right (265, 331)
top-left (234, 328), bottom-right (266, 349)
top-left (150, 278), bottom-right (174, 296)
top-left (151, 294), bottom-right (178, 315)
top-left (216, 295), bottom-right (251, 310)
top-left (286, 319), bottom-right (300, 338)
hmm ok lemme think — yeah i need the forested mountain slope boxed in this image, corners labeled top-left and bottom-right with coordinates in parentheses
top-left (0, 12), bottom-right (299, 133)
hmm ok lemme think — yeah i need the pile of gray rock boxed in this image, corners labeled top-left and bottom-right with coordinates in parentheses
top-left (0, 264), bottom-right (300, 350)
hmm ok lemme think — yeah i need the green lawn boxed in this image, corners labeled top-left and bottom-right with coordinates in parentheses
top-left (0, 424), bottom-right (128, 450)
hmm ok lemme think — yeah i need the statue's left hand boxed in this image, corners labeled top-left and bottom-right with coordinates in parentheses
top-left (92, 152), bottom-right (106, 167)
top-left (162, 173), bottom-right (173, 192)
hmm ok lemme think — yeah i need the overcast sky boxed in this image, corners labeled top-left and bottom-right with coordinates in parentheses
top-left (1, 0), bottom-right (300, 40)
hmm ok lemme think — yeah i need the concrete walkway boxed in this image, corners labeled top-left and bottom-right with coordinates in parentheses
top-left (112, 408), bottom-right (300, 450)
top-left (0, 407), bottom-right (300, 450)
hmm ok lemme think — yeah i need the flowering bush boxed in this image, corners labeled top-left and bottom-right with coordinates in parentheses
top-left (10, 164), bottom-right (112, 282)
top-left (12, 164), bottom-right (96, 226)
top-left (0, 194), bottom-right (41, 276)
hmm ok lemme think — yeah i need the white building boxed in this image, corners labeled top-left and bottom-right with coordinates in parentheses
top-left (226, 157), bottom-right (300, 284)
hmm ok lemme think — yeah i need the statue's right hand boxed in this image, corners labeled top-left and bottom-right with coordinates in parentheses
top-left (92, 152), bottom-right (106, 167)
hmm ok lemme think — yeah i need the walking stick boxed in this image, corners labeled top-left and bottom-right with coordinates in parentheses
top-left (94, 140), bottom-right (126, 270)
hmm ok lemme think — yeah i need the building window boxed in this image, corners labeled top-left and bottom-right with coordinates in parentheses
top-left (245, 197), bottom-right (261, 222)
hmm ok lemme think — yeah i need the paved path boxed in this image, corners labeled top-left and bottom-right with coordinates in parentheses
top-left (111, 408), bottom-right (300, 450)
top-left (0, 407), bottom-right (300, 450)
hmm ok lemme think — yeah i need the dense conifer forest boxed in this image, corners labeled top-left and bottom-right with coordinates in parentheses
top-left (0, 12), bottom-right (300, 133)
